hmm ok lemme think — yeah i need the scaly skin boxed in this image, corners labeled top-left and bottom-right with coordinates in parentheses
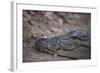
top-left (35, 29), bottom-right (90, 59)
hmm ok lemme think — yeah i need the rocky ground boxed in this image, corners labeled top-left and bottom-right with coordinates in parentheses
top-left (23, 10), bottom-right (91, 63)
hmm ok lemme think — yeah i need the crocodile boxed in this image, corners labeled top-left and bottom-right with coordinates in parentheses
top-left (35, 29), bottom-right (91, 59)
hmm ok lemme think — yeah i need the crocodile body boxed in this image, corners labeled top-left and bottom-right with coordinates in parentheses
top-left (35, 29), bottom-right (90, 59)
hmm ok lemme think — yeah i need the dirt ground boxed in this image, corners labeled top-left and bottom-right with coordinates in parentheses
top-left (23, 10), bottom-right (91, 63)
